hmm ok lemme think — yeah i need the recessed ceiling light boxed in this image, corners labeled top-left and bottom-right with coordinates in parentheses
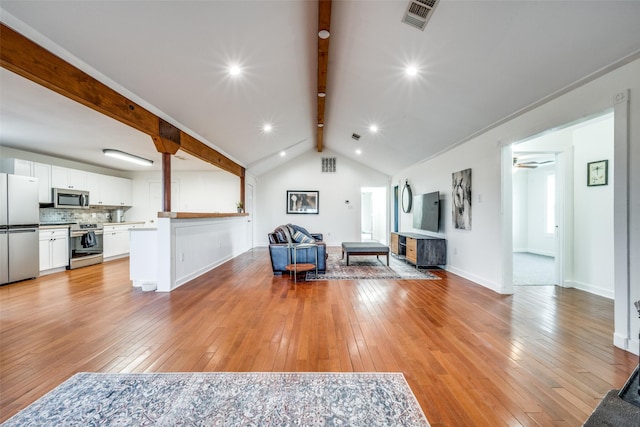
top-left (318, 123), bottom-right (324, 128)
top-left (355, 149), bottom-right (362, 155)
top-left (369, 124), bottom-right (378, 133)
top-left (318, 92), bottom-right (326, 97)
top-left (406, 66), bottom-right (418, 77)
top-left (280, 151), bottom-right (286, 157)
top-left (229, 65), bottom-right (241, 76)
top-left (318, 29), bottom-right (330, 39)
top-left (263, 124), bottom-right (272, 133)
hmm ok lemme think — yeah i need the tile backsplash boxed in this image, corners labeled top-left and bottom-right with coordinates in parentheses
top-left (39, 207), bottom-right (128, 224)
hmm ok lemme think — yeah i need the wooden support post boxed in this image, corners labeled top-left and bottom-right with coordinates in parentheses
top-left (240, 173), bottom-right (246, 211)
top-left (162, 152), bottom-right (171, 212)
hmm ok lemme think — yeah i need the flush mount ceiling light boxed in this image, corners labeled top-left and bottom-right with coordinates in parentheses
top-left (318, 29), bottom-right (330, 39)
top-left (103, 149), bottom-right (153, 166)
top-left (263, 123), bottom-right (272, 133)
top-left (318, 123), bottom-right (324, 128)
top-left (318, 92), bottom-right (326, 97)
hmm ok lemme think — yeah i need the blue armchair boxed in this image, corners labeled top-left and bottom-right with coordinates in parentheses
top-left (267, 224), bottom-right (327, 275)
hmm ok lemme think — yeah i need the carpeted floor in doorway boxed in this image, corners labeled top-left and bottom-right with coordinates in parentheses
top-left (2, 372), bottom-right (430, 426)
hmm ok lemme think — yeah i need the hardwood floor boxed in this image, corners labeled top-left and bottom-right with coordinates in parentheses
top-left (0, 248), bottom-right (636, 426)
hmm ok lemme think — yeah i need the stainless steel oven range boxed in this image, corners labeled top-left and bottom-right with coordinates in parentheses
top-left (68, 223), bottom-right (103, 269)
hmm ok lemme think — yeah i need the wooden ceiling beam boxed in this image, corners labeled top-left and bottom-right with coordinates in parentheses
top-left (180, 131), bottom-right (244, 177)
top-left (0, 22), bottom-right (245, 178)
top-left (317, 0), bottom-right (332, 152)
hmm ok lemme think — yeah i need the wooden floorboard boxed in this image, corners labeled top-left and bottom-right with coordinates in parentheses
top-left (0, 247), bottom-right (636, 426)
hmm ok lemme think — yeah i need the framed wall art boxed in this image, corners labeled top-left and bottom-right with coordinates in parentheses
top-left (587, 160), bottom-right (608, 186)
top-left (286, 190), bottom-right (319, 214)
top-left (452, 168), bottom-right (472, 230)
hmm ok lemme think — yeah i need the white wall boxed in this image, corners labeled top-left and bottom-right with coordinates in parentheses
top-left (392, 57), bottom-right (640, 355)
top-left (395, 137), bottom-right (502, 291)
top-left (127, 169), bottom-right (241, 225)
top-left (255, 150), bottom-right (389, 246)
top-left (572, 117), bottom-right (615, 297)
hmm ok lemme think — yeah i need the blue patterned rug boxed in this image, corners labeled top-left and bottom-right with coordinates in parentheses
top-left (307, 253), bottom-right (441, 280)
top-left (3, 372), bottom-right (429, 426)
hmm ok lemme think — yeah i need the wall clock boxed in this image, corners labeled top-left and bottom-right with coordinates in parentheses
top-left (587, 160), bottom-right (608, 186)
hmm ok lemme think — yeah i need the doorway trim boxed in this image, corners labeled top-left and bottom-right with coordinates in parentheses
top-left (501, 90), bottom-right (631, 352)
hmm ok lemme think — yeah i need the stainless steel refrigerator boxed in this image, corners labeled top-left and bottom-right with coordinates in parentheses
top-left (0, 173), bottom-right (40, 285)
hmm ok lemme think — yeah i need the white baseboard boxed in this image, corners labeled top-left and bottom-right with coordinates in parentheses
top-left (614, 332), bottom-right (639, 356)
top-left (629, 336), bottom-right (640, 356)
top-left (565, 280), bottom-right (614, 299)
top-left (445, 265), bottom-right (504, 294)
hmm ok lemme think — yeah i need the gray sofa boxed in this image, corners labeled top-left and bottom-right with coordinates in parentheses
top-left (267, 224), bottom-right (327, 275)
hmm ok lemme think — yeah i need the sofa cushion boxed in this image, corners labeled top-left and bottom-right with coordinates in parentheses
top-left (288, 224), bottom-right (313, 239)
top-left (274, 225), bottom-right (292, 243)
top-left (292, 230), bottom-right (315, 244)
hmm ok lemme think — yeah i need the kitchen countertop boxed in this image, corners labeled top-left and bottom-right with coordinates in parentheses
top-left (40, 223), bottom-right (74, 229)
top-left (40, 221), bottom-right (145, 229)
top-left (156, 212), bottom-right (247, 219)
top-left (102, 221), bottom-right (145, 226)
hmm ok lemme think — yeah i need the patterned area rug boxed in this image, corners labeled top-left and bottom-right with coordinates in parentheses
top-left (307, 252), bottom-right (441, 280)
top-left (3, 372), bottom-right (429, 426)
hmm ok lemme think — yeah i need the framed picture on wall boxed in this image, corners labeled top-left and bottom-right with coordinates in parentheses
top-left (286, 190), bottom-right (319, 214)
top-left (587, 160), bottom-right (608, 186)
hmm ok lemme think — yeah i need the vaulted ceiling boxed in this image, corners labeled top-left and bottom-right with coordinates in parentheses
top-left (1, 1), bottom-right (640, 176)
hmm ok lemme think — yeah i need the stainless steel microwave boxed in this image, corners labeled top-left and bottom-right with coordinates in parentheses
top-left (52, 188), bottom-right (90, 209)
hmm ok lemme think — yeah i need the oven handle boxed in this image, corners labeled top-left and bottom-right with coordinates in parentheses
top-left (70, 230), bottom-right (104, 237)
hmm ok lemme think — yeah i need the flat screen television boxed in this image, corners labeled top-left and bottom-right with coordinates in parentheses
top-left (413, 191), bottom-right (440, 232)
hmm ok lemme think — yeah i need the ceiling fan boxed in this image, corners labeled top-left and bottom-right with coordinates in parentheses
top-left (512, 157), bottom-right (555, 169)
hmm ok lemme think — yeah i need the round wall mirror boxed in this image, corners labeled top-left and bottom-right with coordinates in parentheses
top-left (401, 180), bottom-right (412, 213)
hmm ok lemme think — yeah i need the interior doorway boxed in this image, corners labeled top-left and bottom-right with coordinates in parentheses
top-left (503, 110), bottom-right (615, 295)
top-left (361, 187), bottom-right (387, 243)
top-left (512, 152), bottom-right (559, 285)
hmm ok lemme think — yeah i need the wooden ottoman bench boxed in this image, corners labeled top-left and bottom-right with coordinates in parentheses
top-left (341, 242), bottom-right (390, 266)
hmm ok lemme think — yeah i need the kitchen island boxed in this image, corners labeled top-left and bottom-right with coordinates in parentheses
top-left (130, 212), bottom-right (250, 292)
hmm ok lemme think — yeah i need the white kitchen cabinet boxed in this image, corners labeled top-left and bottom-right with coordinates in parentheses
top-left (1, 158), bottom-right (52, 203)
top-left (1, 158), bottom-right (32, 176)
top-left (120, 178), bottom-right (133, 206)
top-left (39, 228), bottom-right (69, 272)
top-left (103, 223), bottom-right (142, 258)
top-left (89, 175), bottom-right (133, 207)
top-left (51, 166), bottom-right (87, 190)
top-left (86, 172), bottom-right (101, 204)
top-left (33, 162), bottom-right (52, 203)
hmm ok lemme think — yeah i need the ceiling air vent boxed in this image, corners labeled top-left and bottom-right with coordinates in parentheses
top-left (351, 133), bottom-right (361, 141)
top-left (402, 0), bottom-right (439, 31)
top-left (321, 157), bottom-right (336, 173)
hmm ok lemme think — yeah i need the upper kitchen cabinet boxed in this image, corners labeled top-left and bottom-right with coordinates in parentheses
top-left (0, 158), bottom-right (52, 203)
top-left (52, 166), bottom-right (87, 191)
top-left (87, 173), bottom-right (132, 207)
